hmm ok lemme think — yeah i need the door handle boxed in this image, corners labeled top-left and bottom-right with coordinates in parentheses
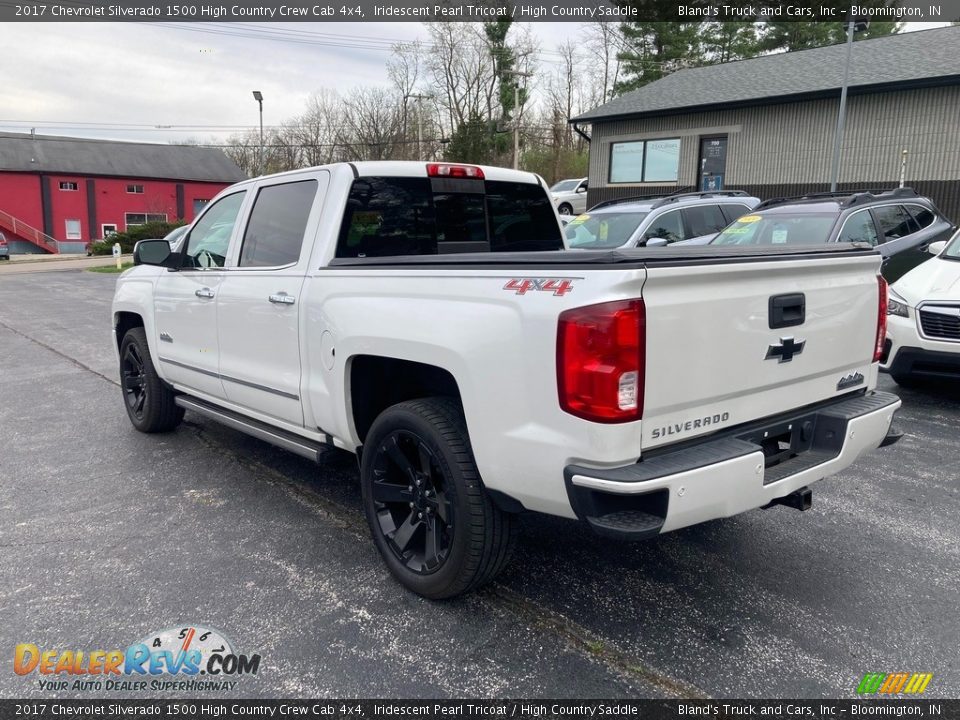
top-left (195, 288), bottom-right (215, 299)
top-left (268, 292), bottom-right (296, 305)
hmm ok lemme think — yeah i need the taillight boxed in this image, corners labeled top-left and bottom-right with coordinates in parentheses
top-left (426, 163), bottom-right (485, 179)
top-left (557, 299), bottom-right (645, 423)
top-left (874, 275), bottom-right (888, 362)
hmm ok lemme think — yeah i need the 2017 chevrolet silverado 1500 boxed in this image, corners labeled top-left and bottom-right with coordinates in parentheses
top-left (113, 162), bottom-right (901, 599)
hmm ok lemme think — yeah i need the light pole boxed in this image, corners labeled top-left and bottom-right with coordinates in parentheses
top-left (829, 16), bottom-right (868, 192)
top-left (504, 70), bottom-right (532, 170)
top-left (252, 90), bottom-right (264, 174)
top-left (404, 93), bottom-right (431, 160)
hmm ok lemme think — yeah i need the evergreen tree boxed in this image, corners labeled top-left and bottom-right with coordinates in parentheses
top-left (615, 22), bottom-right (702, 93)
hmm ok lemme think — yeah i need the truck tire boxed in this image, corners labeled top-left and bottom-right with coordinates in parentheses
top-left (119, 327), bottom-right (183, 433)
top-left (360, 398), bottom-right (517, 599)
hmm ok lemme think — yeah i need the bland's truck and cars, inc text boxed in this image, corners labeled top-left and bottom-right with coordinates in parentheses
top-left (112, 161), bottom-right (902, 599)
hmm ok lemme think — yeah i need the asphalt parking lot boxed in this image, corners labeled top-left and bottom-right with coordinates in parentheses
top-left (1, 269), bottom-right (958, 700)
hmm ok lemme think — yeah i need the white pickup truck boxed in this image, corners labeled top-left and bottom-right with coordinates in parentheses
top-left (113, 162), bottom-right (901, 598)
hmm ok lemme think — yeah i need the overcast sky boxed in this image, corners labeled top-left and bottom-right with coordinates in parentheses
top-left (1, 22), bottom-right (583, 144)
top-left (1, 21), bottom-right (948, 146)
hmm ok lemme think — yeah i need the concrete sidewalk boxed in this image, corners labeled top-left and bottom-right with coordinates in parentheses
top-left (0, 253), bottom-right (132, 274)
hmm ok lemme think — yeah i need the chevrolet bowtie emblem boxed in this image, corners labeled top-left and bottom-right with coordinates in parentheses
top-left (766, 337), bottom-right (805, 363)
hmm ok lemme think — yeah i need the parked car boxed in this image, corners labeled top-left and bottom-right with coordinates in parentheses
top-left (163, 225), bottom-right (189, 253)
top-left (550, 177), bottom-right (588, 216)
top-left (565, 191), bottom-right (760, 250)
top-left (710, 188), bottom-right (955, 283)
top-left (115, 161), bottom-right (899, 599)
top-left (880, 229), bottom-right (960, 385)
top-left (0, 232), bottom-right (9, 260)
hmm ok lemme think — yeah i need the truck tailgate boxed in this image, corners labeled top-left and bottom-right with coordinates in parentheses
top-left (640, 252), bottom-right (883, 450)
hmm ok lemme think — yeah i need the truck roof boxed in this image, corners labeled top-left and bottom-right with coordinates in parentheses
top-left (234, 161), bottom-right (545, 187)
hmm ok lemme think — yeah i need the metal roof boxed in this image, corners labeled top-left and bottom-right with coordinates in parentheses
top-left (0, 132), bottom-right (247, 183)
top-left (572, 26), bottom-right (960, 123)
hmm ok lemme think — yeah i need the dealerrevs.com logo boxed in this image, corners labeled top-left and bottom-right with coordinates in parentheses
top-left (14, 625), bottom-right (261, 692)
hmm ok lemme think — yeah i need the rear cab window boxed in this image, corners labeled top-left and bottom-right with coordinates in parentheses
top-left (336, 176), bottom-right (563, 258)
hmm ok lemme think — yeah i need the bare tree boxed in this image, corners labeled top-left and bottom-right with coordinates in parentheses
top-left (585, 22), bottom-right (625, 104)
top-left (341, 87), bottom-right (404, 161)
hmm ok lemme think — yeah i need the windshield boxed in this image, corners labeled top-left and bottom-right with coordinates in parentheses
top-left (550, 180), bottom-right (580, 193)
top-left (943, 229), bottom-right (960, 260)
top-left (565, 211), bottom-right (648, 249)
top-left (712, 213), bottom-right (836, 246)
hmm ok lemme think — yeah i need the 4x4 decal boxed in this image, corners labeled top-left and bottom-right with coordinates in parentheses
top-left (503, 278), bottom-right (574, 296)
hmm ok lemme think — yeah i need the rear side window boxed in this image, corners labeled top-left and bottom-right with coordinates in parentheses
top-left (336, 177), bottom-right (563, 258)
top-left (240, 180), bottom-right (318, 267)
top-left (905, 204), bottom-right (935, 229)
top-left (873, 205), bottom-right (919, 241)
top-left (682, 205), bottom-right (727, 237)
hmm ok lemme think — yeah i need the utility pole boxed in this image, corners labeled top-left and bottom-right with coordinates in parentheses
top-left (252, 90), bottom-right (264, 175)
top-left (404, 94), bottom-right (431, 161)
top-left (504, 70), bottom-right (532, 170)
top-left (829, 15), bottom-right (868, 191)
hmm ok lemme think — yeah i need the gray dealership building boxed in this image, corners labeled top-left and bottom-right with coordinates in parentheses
top-left (571, 26), bottom-right (960, 221)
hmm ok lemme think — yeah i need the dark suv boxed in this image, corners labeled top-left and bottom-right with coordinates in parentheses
top-left (710, 188), bottom-right (956, 282)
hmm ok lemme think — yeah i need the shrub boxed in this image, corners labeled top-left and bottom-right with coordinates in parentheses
top-left (89, 221), bottom-right (183, 255)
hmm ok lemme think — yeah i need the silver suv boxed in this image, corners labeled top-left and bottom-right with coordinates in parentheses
top-left (565, 190), bottom-right (760, 250)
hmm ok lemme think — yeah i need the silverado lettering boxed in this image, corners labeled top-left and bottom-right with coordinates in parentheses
top-left (651, 413), bottom-right (731, 440)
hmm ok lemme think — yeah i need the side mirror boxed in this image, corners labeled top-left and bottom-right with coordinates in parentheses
top-left (645, 237), bottom-right (669, 248)
top-left (928, 240), bottom-right (947, 256)
top-left (576, 186), bottom-right (586, 193)
top-left (134, 238), bottom-right (175, 267)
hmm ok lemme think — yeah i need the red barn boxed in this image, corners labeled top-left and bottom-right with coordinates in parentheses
top-left (0, 132), bottom-right (246, 254)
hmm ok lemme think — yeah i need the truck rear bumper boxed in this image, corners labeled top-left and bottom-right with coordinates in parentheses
top-left (564, 391), bottom-right (901, 540)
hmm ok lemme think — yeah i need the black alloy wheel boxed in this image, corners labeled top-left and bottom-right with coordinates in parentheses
top-left (370, 430), bottom-right (454, 574)
top-left (122, 342), bottom-right (148, 420)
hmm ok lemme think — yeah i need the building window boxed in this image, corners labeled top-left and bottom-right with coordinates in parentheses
top-left (102, 224), bottom-right (118, 238)
top-left (125, 213), bottom-right (167, 227)
top-left (193, 199), bottom-right (210, 216)
top-left (126, 184), bottom-right (144, 194)
top-left (609, 138), bottom-right (681, 184)
top-left (59, 181), bottom-right (78, 191)
top-left (65, 219), bottom-right (82, 240)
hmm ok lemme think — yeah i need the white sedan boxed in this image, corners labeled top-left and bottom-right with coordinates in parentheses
top-left (881, 230), bottom-right (960, 386)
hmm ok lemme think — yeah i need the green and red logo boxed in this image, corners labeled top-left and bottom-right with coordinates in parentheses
top-left (857, 673), bottom-right (933, 695)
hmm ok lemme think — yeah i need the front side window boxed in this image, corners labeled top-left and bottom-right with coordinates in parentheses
top-left (239, 180), bottom-right (317, 267)
top-left (838, 210), bottom-right (879, 245)
top-left (182, 192), bottom-right (246, 269)
top-left (645, 210), bottom-right (685, 244)
top-left (873, 205), bottom-right (919, 241)
top-left (609, 139), bottom-right (680, 183)
top-left (565, 211), bottom-right (648, 249)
